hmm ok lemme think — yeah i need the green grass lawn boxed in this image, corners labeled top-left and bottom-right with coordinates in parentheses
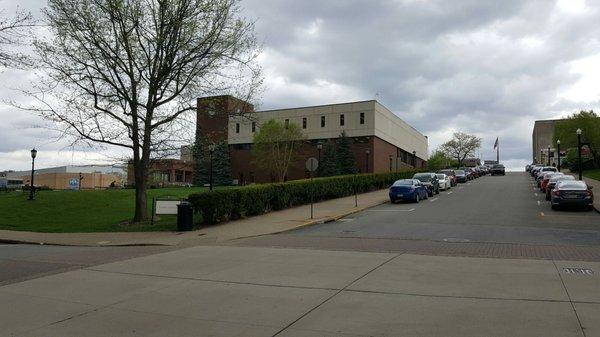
top-left (584, 168), bottom-right (600, 181)
top-left (0, 187), bottom-right (215, 233)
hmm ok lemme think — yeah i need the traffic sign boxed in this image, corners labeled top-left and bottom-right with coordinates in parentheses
top-left (306, 157), bottom-right (318, 172)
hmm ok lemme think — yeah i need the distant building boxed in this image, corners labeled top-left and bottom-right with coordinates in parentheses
top-left (0, 172), bottom-right (23, 190)
top-left (462, 158), bottom-right (481, 167)
top-left (531, 119), bottom-right (566, 165)
top-left (196, 95), bottom-right (429, 184)
top-left (6, 165), bottom-right (126, 190)
top-left (127, 159), bottom-right (194, 187)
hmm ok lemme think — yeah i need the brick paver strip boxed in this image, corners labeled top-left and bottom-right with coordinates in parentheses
top-left (230, 234), bottom-right (600, 261)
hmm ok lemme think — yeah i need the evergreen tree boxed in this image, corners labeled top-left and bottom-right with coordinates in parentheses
top-left (212, 142), bottom-right (232, 185)
top-left (319, 141), bottom-right (340, 177)
top-left (337, 131), bottom-right (357, 174)
top-left (192, 139), bottom-right (209, 186)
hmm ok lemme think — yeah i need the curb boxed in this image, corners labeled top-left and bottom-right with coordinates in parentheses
top-left (0, 238), bottom-right (171, 247)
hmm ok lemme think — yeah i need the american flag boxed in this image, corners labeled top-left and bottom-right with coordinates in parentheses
top-left (493, 137), bottom-right (499, 150)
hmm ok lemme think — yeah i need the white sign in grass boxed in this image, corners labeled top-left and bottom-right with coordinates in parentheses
top-left (155, 200), bottom-right (182, 215)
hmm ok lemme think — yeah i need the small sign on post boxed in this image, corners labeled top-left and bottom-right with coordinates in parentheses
top-left (306, 157), bottom-right (319, 219)
top-left (151, 197), bottom-right (184, 225)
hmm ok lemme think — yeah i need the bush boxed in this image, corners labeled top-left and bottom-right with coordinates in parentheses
top-left (188, 170), bottom-right (419, 225)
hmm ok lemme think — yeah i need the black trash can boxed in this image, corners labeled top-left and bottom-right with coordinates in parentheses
top-left (177, 201), bottom-right (194, 231)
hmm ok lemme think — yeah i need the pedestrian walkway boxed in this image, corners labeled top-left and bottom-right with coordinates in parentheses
top-left (0, 189), bottom-right (390, 247)
top-left (2, 245), bottom-right (598, 337)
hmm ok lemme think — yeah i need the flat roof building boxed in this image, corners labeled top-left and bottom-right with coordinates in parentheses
top-left (532, 119), bottom-right (565, 165)
top-left (196, 95), bottom-right (428, 184)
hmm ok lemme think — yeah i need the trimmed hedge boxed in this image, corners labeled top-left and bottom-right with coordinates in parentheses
top-left (188, 170), bottom-right (419, 225)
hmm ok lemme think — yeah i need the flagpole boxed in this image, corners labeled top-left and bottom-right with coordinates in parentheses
top-left (496, 139), bottom-right (499, 163)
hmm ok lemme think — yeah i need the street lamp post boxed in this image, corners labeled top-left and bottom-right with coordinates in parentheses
top-left (412, 150), bottom-right (417, 168)
top-left (28, 148), bottom-right (37, 200)
top-left (208, 144), bottom-right (216, 191)
top-left (365, 149), bottom-right (370, 173)
top-left (577, 128), bottom-right (582, 180)
top-left (556, 140), bottom-right (561, 172)
top-left (547, 145), bottom-right (551, 166)
top-left (389, 155), bottom-right (393, 172)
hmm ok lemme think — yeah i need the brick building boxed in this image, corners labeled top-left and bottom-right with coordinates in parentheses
top-left (196, 95), bottom-right (428, 184)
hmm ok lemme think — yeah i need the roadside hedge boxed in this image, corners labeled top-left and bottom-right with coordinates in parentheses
top-left (188, 170), bottom-right (419, 225)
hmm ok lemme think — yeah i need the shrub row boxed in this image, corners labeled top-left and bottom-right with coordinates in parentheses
top-left (188, 170), bottom-right (419, 225)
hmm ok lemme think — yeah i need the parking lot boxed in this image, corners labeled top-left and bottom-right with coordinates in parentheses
top-left (234, 172), bottom-right (600, 257)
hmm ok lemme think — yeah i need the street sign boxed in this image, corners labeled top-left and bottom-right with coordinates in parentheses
top-left (306, 157), bottom-right (319, 172)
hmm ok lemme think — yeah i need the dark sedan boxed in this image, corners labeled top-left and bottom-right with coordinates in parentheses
top-left (545, 175), bottom-right (575, 201)
top-left (551, 180), bottom-right (594, 211)
top-left (490, 164), bottom-right (505, 176)
top-left (412, 172), bottom-right (440, 196)
top-left (389, 179), bottom-right (428, 203)
top-left (454, 169), bottom-right (468, 183)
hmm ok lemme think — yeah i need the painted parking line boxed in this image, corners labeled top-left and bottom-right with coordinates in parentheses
top-left (429, 198), bottom-right (438, 202)
top-left (537, 200), bottom-right (541, 206)
top-left (540, 212), bottom-right (545, 217)
top-left (534, 193), bottom-right (538, 197)
top-left (447, 191), bottom-right (453, 195)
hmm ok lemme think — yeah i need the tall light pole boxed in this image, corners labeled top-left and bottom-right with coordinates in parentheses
top-left (208, 144), bottom-right (216, 191)
top-left (412, 150), bottom-right (417, 168)
top-left (556, 140), bottom-right (561, 172)
top-left (365, 149), bottom-right (370, 173)
top-left (388, 155), bottom-right (393, 172)
top-left (28, 148), bottom-right (37, 200)
top-left (577, 128), bottom-right (582, 180)
top-left (547, 145), bottom-right (551, 166)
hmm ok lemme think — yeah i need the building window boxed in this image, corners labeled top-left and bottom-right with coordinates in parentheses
top-left (285, 119), bottom-right (289, 129)
top-left (302, 117), bottom-right (307, 129)
top-left (340, 114), bottom-right (345, 126)
top-left (236, 123), bottom-right (240, 133)
top-left (252, 121), bottom-right (256, 133)
top-left (360, 112), bottom-right (365, 125)
top-left (321, 116), bottom-right (325, 128)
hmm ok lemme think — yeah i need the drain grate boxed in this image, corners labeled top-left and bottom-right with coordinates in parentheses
top-left (563, 267), bottom-right (594, 275)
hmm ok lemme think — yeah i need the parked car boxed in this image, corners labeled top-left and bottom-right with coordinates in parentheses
top-left (436, 173), bottom-right (452, 191)
top-left (545, 175), bottom-right (575, 201)
top-left (438, 169), bottom-right (457, 186)
top-left (454, 169), bottom-right (468, 183)
top-left (536, 167), bottom-right (557, 186)
top-left (459, 167), bottom-right (476, 180)
top-left (412, 172), bottom-right (440, 196)
top-left (530, 165), bottom-right (544, 177)
top-left (490, 164), bottom-right (505, 176)
top-left (389, 179), bottom-right (428, 203)
top-left (540, 172), bottom-right (563, 192)
top-left (550, 180), bottom-right (594, 211)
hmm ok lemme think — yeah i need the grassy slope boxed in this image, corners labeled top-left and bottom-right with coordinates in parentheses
top-left (584, 168), bottom-right (600, 181)
top-left (0, 187), bottom-right (212, 233)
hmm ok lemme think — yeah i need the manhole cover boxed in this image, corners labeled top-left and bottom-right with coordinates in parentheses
top-left (443, 238), bottom-right (471, 243)
top-left (563, 267), bottom-right (594, 275)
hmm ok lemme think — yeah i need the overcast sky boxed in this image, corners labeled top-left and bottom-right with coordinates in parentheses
top-left (1, 0), bottom-right (600, 171)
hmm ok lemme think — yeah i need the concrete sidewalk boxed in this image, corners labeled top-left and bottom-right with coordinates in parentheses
top-left (2, 245), bottom-right (598, 337)
top-left (0, 189), bottom-right (390, 247)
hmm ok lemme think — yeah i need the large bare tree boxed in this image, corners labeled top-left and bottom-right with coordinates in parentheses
top-left (0, 6), bottom-right (34, 67)
top-left (24, 0), bottom-right (261, 222)
top-left (440, 132), bottom-right (482, 167)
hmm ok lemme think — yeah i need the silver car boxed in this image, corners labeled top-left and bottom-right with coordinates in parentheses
top-left (436, 173), bottom-right (452, 191)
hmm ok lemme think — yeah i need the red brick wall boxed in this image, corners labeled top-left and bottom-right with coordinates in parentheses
top-left (230, 136), bottom-right (423, 184)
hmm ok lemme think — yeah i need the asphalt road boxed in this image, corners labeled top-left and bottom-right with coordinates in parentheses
top-left (234, 172), bottom-right (600, 256)
top-left (0, 244), bottom-right (171, 286)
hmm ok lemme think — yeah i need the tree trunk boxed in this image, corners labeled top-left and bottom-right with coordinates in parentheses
top-left (132, 160), bottom-right (148, 223)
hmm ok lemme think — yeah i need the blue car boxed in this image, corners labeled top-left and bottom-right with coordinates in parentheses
top-left (389, 179), bottom-right (428, 203)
